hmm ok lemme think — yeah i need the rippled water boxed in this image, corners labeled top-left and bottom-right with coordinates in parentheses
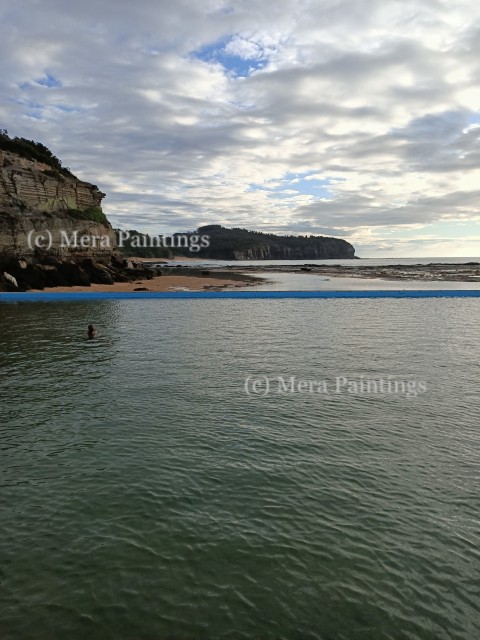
top-left (1, 299), bottom-right (479, 639)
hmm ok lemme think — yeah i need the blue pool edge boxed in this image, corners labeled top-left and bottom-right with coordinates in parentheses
top-left (2, 290), bottom-right (480, 302)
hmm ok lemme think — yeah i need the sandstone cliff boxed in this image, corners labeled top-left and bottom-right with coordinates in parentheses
top-left (0, 147), bottom-right (116, 259)
top-left (230, 241), bottom-right (355, 260)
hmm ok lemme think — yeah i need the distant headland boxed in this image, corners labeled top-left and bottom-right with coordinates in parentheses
top-left (117, 225), bottom-right (356, 260)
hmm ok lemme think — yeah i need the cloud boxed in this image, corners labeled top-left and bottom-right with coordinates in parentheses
top-left (1, 0), bottom-right (480, 255)
top-left (224, 36), bottom-right (263, 60)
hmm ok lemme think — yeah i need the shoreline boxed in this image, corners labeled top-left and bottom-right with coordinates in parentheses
top-left (178, 261), bottom-right (480, 283)
top-left (5, 261), bottom-right (480, 295)
top-left (30, 271), bottom-right (263, 293)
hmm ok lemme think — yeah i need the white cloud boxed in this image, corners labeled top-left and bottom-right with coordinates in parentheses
top-left (224, 36), bottom-right (263, 60)
top-left (1, 0), bottom-right (480, 255)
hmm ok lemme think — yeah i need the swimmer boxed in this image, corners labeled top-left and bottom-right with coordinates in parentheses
top-left (87, 324), bottom-right (97, 339)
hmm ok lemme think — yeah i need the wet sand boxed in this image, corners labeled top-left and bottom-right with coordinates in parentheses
top-left (32, 274), bottom-right (259, 293)
top-left (233, 262), bottom-right (480, 282)
top-left (130, 257), bottom-right (480, 282)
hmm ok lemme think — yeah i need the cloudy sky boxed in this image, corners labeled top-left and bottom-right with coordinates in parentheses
top-left (1, 0), bottom-right (480, 256)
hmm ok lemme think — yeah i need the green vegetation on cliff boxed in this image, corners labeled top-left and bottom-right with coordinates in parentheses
top-left (0, 130), bottom-right (74, 178)
top-left (67, 206), bottom-right (110, 227)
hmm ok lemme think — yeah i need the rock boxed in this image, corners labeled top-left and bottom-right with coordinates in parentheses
top-left (56, 261), bottom-right (90, 286)
top-left (0, 272), bottom-right (21, 291)
top-left (0, 146), bottom-right (115, 260)
top-left (111, 254), bottom-right (128, 268)
top-left (127, 268), bottom-right (154, 280)
top-left (3, 271), bottom-right (17, 288)
top-left (79, 258), bottom-right (114, 285)
top-left (0, 139), bottom-right (168, 291)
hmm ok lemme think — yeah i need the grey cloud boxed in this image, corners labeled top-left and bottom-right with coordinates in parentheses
top-left (296, 188), bottom-right (480, 228)
top-left (1, 0), bottom-right (480, 254)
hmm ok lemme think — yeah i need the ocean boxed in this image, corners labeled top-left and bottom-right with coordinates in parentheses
top-left (163, 256), bottom-right (480, 268)
top-left (1, 298), bottom-right (479, 639)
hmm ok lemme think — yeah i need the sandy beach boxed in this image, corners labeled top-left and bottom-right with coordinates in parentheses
top-left (21, 261), bottom-right (480, 295)
top-left (32, 273), bottom-right (258, 293)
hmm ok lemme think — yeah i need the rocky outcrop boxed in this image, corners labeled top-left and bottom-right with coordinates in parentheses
top-left (0, 210), bottom-right (116, 260)
top-left (0, 139), bottom-right (128, 291)
top-left (0, 150), bottom-right (105, 213)
top-left (0, 149), bottom-right (116, 260)
top-left (0, 254), bottom-right (158, 292)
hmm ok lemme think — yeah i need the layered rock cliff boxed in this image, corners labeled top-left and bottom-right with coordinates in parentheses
top-left (229, 240), bottom-right (355, 260)
top-left (0, 135), bottom-right (133, 291)
top-left (0, 146), bottom-right (116, 259)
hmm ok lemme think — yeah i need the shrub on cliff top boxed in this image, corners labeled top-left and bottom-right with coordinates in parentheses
top-left (0, 130), bottom-right (74, 178)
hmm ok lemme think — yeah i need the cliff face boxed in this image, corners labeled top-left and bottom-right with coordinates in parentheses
top-left (231, 240), bottom-right (355, 260)
top-left (0, 149), bottom-right (116, 259)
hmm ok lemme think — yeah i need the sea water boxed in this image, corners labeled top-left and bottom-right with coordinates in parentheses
top-left (1, 299), bottom-right (479, 639)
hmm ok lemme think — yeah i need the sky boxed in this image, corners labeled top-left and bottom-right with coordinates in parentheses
top-left (1, 0), bottom-right (480, 257)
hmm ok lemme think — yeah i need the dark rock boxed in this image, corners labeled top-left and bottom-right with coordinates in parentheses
top-left (111, 254), bottom-right (128, 268)
top-left (127, 268), bottom-right (154, 280)
top-left (0, 272), bottom-right (22, 291)
top-left (56, 261), bottom-right (91, 286)
top-left (79, 258), bottom-right (114, 284)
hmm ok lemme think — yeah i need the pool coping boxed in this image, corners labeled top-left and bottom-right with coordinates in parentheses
top-left (2, 290), bottom-right (480, 302)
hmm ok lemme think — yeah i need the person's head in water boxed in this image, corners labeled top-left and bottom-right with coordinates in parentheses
top-left (88, 324), bottom-right (96, 338)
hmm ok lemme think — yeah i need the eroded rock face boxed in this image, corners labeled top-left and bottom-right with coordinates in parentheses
top-left (0, 150), bottom-right (116, 259)
top-left (0, 150), bottom-right (105, 213)
top-left (0, 211), bottom-right (116, 259)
